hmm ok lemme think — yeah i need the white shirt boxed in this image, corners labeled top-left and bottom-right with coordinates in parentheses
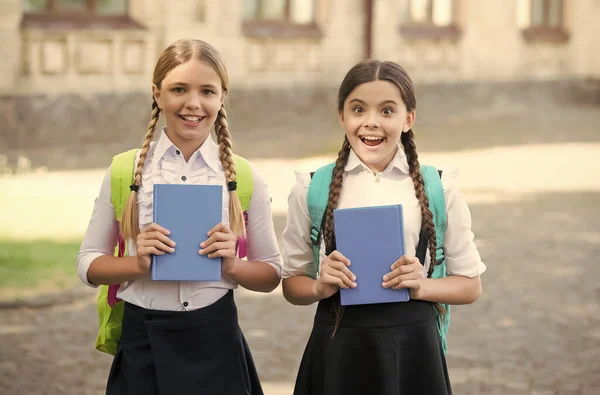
top-left (281, 145), bottom-right (486, 279)
top-left (77, 128), bottom-right (282, 311)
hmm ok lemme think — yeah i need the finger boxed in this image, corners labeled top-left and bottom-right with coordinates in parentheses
top-left (142, 239), bottom-right (175, 253)
top-left (143, 222), bottom-right (171, 235)
top-left (325, 267), bottom-right (356, 288)
top-left (392, 279), bottom-right (420, 290)
top-left (199, 241), bottom-right (235, 255)
top-left (200, 231), bottom-right (234, 248)
top-left (207, 222), bottom-right (231, 236)
top-left (328, 250), bottom-right (351, 266)
top-left (392, 255), bottom-right (420, 270)
top-left (384, 270), bottom-right (423, 287)
top-left (206, 248), bottom-right (236, 259)
top-left (383, 264), bottom-right (416, 281)
top-left (322, 273), bottom-right (348, 289)
top-left (328, 260), bottom-right (356, 282)
top-left (139, 246), bottom-right (165, 256)
top-left (141, 231), bottom-right (176, 248)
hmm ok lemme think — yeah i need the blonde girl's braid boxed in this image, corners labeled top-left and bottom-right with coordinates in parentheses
top-left (214, 106), bottom-right (246, 238)
top-left (120, 100), bottom-right (160, 240)
top-left (322, 136), bottom-right (351, 338)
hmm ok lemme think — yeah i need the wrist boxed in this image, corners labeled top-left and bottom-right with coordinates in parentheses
top-left (311, 279), bottom-right (323, 300)
top-left (222, 257), bottom-right (240, 277)
top-left (416, 277), bottom-right (433, 299)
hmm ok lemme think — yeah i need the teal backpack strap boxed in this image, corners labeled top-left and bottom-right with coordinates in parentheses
top-left (420, 164), bottom-right (450, 354)
top-left (306, 162), bottom-right (335, 278)
top-left (110, 149), bottom-right (139, 222)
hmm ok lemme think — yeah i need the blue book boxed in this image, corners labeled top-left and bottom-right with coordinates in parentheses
top-left (333, 204), bottom-right (410, 306)
top-left (151, 184), bottom-right (222, 281)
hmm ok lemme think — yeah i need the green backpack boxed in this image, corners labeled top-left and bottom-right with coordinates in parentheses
top-left (95, 148), bottom-right (254, 355)
top-left (306, 162), bottom-right (451, 354)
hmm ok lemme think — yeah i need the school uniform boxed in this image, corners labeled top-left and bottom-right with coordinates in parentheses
top-left (77, 128), bottom-right (282, 394)
top-left (281, 145), bottom-right (486, 395)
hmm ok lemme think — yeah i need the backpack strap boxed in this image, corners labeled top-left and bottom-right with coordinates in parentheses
top-left (420, 165), bottom-right (450, 355)
top-left (306, 162), bottom-right (335, 278)
top-left (232, 155), bottom-right (254, 259)
top-left (233, 154), bottom-right (253, 212)
top-left (110, 149), bottom-right (139, 222)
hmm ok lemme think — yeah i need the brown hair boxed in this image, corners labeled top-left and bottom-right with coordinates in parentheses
top-left (325, 60), bottom-right (444, 336)
top-left (120, 39), bottom-right (245, 240)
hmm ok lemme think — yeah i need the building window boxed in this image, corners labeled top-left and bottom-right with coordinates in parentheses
top-left (22, 0), bottom-right (141, 29)
top-left (517, 0), bottom-right (569, 43)
top-left (399, 0), bottom-right (461, 40)
top-left (242, 0), bottom-right (321, 38)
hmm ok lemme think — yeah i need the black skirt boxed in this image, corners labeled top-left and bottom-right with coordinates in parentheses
top-left (106, 290), bottom-right (263, 395)
top-left (293, 294), bottom-right (452, 395)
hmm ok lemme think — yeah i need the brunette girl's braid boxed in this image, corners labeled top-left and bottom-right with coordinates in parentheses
top-left (214, 106), bottom-right (246, 237)
top-left (322, 136), bottom-right (351, 338)
top-left (401, 129), bottom-right (446, 316)
top-left (120, 100), bottom-right (160, 240)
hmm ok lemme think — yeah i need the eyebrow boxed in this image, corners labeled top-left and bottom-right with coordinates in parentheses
top-left (349, 98), bottom-right (397, 106)
top-left (167, 82), bottom-right (219, 89)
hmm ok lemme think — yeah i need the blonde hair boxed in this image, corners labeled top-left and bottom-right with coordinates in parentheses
top-left (120, 39), bottom-right (246, 240)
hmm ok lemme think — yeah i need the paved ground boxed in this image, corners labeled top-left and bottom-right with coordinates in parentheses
top-left (1, 104), bottom-right (599, 394)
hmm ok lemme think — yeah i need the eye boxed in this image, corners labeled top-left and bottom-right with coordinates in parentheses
top-left (352, 106), bottom-right (364, 114)
top-left (382, 107), bottom-right (394, 115)
top-left (172, 87), bottom-right (185, 93)
top-left (203, 89), bottom-right (215, 96)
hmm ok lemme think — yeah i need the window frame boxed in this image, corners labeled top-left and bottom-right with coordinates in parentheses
top-left (522, 0), bottom-right (569, 44)
top-left (399, 0), bottom-right (462, 41)
top-left (21, 0), bottom-right (143, 30)
top-left (242, 0), bottom-right (322, 39)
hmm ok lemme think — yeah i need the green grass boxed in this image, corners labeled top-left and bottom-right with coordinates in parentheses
top-left (0, 239), bottom-right (82, 293)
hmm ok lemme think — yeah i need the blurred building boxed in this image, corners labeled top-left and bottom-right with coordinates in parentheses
top-left (1, 0), bottom-right (599, 168)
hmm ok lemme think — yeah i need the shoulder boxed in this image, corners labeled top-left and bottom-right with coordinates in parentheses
top-left (421, 164), bottom-right (460, 196)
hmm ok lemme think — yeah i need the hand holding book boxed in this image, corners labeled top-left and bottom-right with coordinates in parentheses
top-left (382, 255), bottom-right (425, 298)
top-left (199, 222), bottom-right (237, 274)
top-left (313, 250), bottom-right (356, 300)
top-left (136, 222), bottom-right (176, 273)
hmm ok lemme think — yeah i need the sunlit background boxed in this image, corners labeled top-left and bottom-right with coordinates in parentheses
top-left (1, 0), bottom-right (599, 394)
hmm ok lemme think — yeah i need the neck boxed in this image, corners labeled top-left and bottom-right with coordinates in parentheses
top-left (363, 146), bottom-right (398, 174)
top-left (165, 128), bottom-right (210, 162)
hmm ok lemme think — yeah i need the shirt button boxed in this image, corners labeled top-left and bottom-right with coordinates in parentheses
top-left (183, 301), bottom-right (188, 307)
top-left (181, 176), bottom-right (187, 181)
top-left (175, 149), bottom-right (180, 155)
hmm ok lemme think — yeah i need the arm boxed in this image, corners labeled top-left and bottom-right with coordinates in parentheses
top-left (418, 275), bottom-right (482, 305)
top-left (279, 173), bottom-right (356, 305)
top-left (78, 167), bottom-right (175, 286)
top-left (383, 169), bottom-right (486, 305)
top-left (77, 166), bottom-right (139, 287)
top-left (280, 172), bottom-right (321, 305)
top-left (202, 165), bottom-right (282, 293)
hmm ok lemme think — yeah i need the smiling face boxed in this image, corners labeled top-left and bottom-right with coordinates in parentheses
top-left (152, 59), bottom-right (224, 148)
top-left (339, 79), bottom-right (415, 173)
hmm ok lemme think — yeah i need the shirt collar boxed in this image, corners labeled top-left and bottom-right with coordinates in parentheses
top-left (344, 143), bottom-right (410, 175)
top-left (153, 127), bottom-right (222, 172)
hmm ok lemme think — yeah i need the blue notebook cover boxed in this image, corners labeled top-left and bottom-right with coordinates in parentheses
top-left (151, 184), bottom-right (222, 281)
top-left (333, 204), bottom-right (410, 306)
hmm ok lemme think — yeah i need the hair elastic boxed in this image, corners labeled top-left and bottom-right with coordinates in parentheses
top-left (129, 184), bottom-right (139, 192)
top-left (227, 181), bottom-right (237, 192)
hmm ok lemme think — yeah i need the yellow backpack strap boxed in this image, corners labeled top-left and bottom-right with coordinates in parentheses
top-left (110, 149), bottom-right (139, 222)
top-left (233, 154), bottom-right (254, 211)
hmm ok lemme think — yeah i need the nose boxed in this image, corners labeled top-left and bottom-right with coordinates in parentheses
top-left (185, 92), bottom-right (201, 110)
top-left (364, 111), bottom-right (380, 129)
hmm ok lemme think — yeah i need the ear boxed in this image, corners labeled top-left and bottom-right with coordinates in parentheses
top-left (403, 110), bottom-right (416, 132)
top-left (152, 84), bottom-right (162, 110)
top-left (338, 111), bottom-right (345, 129)
top-left (220, 90), bottom-right (227, 108)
